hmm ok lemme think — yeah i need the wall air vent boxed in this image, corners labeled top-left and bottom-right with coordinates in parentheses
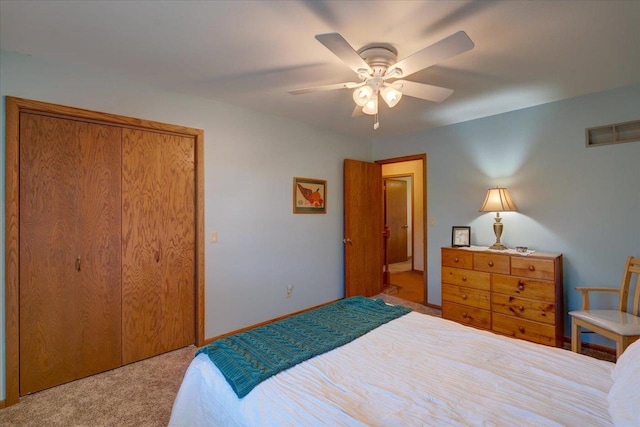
top-left (586, 119), bottom-right (640, 147)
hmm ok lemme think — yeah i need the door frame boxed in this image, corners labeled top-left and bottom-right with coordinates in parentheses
top-left (376, 154), bottom-right (427, 303)
top-left (4, 96), bottom-right (205, 406)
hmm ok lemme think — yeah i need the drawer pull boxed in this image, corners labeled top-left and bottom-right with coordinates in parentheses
top-left (454, 257), bottom-right (459, 262)
top-left (519, 326), bottom-right (525, 333)
top-left (488, 261), bottom-right (494, 267)
top-left (462, 276), bottom-right (467, 281)
top-left (461, 294), bottom-right (468, 300)
top-left (528, 265), bottom-right (535, 271)
top-left (462, 312), bottom-right (468, 319)
top-left (518, 306), bottom-right (525, 312)
top-left (517, 281), bottom-right (525, 291)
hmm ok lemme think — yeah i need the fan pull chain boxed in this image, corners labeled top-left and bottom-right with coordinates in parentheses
top-left (374, 114), bottom-right (379, 130)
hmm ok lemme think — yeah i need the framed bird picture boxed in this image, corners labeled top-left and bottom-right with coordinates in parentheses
top-left (293, 177), bottom-right (326, 214)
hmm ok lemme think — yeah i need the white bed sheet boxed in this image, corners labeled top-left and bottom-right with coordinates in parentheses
top-left (169, 311), bottom-right (614, 426)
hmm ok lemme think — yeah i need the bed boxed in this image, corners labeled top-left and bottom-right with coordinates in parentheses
top-left (169, 297), bottom-right (639, 426)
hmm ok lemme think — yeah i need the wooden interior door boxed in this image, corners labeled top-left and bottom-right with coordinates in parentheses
top-left (19, 113), bottom-right (122, 395)
top-left (385, 179), bottom-right (408, 264)
top-left (344, 159), bottom-right (383, 297)
top-left (122, 129), bottom-right (195, 364)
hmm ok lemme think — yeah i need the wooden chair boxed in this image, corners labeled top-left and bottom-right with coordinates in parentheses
top-left (569, 256), bottom-right (640, 359)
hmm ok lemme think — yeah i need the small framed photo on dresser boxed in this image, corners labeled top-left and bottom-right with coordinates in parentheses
top-left (452, 226), bottom-right (471, 247)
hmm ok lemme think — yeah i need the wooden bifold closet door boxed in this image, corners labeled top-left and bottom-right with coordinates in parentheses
top-left (8, 98), bottom-right (203, 401)
top-left (19, 113), bottom-right (122, 395)
top-left (121, 129), bottom-right (195, 364)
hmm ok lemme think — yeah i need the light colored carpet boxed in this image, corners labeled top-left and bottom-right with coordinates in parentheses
top-left (0, 346), bottom-right (196, 427)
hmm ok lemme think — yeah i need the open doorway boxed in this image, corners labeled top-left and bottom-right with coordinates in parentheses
top-left (377, 155), bottom-right (427, 304)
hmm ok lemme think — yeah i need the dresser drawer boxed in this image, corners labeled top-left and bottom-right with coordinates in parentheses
top-left (511, 257), bottom-right (555, 280)
top-left (492, 274), bottom-right (556, 303)
top-left (492, 313), bottom-right (556, 346)
top-left (442, 283), bottom-right (490, 310)
top-left (442, 248), bottom-right (473, 269)
top-left (473, 253), bottom-right (510, 274)
top-left (442, 302), bottom-right (491, 330)
top-left (491, 294), bottom-right (556, 325)
top-left (442, 267), bottom-right (490, 290)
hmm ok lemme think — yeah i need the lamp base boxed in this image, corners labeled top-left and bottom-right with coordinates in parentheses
top-left (490, 214), bottom-right (507, 250)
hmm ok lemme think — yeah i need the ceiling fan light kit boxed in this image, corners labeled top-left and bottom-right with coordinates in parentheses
top-left (290, 31), bottom-right (474, 130)
top-left (381, 85), bottom-right (402, 108)
top-left (362, 95), bottom-right (378, 116)
top-left (353, 86), bottom-right (373, 106)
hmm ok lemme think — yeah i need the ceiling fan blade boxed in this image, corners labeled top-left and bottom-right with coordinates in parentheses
top-left (395, 80), bottom-right (454, 103)
top-left (389, 31), bottom-right (474, 78)
top-left (289, 81), bottom-right (362, 95)
top-left (315, 33), bottom-right (373, 75)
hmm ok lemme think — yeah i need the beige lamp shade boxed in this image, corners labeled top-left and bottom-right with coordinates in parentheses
top-left (479, 187), bottom-right (517, 250)
top-left (479, 187), bottom-right (517, 212)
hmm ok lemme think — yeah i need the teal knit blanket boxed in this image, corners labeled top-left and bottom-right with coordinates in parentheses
top-left (197, 296), bottom-right (411, 398)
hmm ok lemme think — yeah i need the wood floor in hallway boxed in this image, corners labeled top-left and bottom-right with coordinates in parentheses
top-left (384, 270), bottom-right (425, 304)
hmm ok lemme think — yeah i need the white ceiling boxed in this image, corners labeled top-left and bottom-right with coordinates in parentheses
top-left (1, 1), bottom-right (639, 140)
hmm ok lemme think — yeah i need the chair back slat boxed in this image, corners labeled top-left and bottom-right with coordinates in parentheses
top-left (633, 275), bottom-right (640, 315)
top-left (631, 257), bottom-right (640, 315)
top-left (620, 256), bottom-right (640, 315)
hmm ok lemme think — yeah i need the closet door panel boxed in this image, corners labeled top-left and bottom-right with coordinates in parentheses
top-left (76, 123), bottom-right (123, 370)
top-left (19, 114), bottom-right (79, 394)
top-left (158, 133), bottom-right (195, 350)
top-left (122, 129), bottom-right (195, 364)
top-left (19, 114), bottom-right (122, 395)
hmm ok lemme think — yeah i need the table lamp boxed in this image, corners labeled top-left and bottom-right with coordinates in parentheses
top-left (479, 187), bottom-right (517, 250)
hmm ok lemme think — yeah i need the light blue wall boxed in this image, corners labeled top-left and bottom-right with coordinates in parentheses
top-left (373, 83), bottom-right (640, 346)
top-left (0, 50), bottom-right (371, 400)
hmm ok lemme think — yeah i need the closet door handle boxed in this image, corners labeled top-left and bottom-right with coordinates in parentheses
top-left (75, 256), bottom-right (81, 272)
top-left (155, 249), bottom-right (161, 263)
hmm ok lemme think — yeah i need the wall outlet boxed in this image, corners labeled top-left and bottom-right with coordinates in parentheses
top-left (286, 284), bottom-right (293, 298)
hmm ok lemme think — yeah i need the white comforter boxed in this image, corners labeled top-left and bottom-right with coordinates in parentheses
top-left (169, 311), bottom-right (614, 426)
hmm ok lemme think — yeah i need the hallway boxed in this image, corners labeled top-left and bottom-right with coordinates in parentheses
top-left (384, 259), bottom-right (425, 304)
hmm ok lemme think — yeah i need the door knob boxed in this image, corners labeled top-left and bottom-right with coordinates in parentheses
top-left (343, 238), bottom-right (353, 244)
top-left (401, 225), bottom-right (409, 229)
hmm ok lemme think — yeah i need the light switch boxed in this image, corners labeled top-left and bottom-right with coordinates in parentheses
top-left (429, 218), bottom-right (435, 227)
top-left (210, 231), bottom-right (218, 243)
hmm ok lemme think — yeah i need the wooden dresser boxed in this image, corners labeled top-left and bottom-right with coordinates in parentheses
top-left (441, 247), bottom-right (564, 347)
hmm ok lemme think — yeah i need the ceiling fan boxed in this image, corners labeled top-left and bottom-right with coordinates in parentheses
top-left (289, 31), bottom-right (474, 130)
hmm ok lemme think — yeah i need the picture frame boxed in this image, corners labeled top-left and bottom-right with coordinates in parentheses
top-left (452, 226), bottom-right (471, 247)
top-left (293, 177), bottom-right (326, 214)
